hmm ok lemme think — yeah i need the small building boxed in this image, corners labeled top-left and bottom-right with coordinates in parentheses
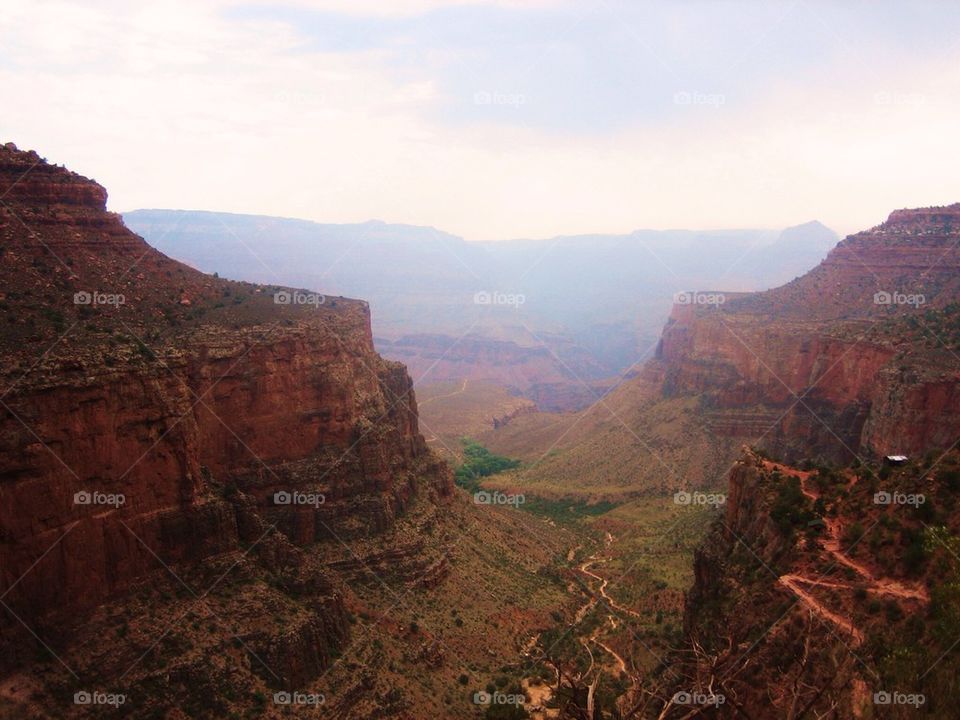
top-left (884, 455), bottom-right (909, 467)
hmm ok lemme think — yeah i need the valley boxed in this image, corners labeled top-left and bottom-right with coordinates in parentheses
top-left (124, 210), bottom-right (838, 414)
top-left (5, 2), bottom-right (960, 717)
top-left (2, 140), bottom-right (960, 718)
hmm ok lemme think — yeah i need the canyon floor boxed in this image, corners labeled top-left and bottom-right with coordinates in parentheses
top-left (418, 377), bottom-right (726, 716)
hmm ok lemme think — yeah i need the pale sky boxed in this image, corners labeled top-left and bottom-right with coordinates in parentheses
top-left (1, 0), bottom-right (958, 240)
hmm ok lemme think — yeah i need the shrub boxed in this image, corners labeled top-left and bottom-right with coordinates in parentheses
top-left (885, 601), bottom-right (904, 622)
top-left (454, 440), bottom-right (521, 491)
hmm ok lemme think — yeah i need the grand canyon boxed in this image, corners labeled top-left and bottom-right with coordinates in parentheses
top-left (2, 2), bottom-right (959, 718)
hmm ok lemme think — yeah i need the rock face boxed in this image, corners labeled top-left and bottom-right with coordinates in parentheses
top-left (647, 204), bottom-right (960, 462)
top-left (677, 445), bottom-right (960, 717)
top-left (0, 143), bottom-right (451, 665)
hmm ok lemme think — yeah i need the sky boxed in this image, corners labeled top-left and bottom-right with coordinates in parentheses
top-left (1, 0), bottom-right (959, 241)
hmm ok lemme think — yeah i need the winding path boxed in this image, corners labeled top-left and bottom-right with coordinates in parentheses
top-left (765, 461), bottom-right (930, 646)
top-left (576, 544), bottom-right (636, 694)
top-left (580, 558), bottom-right (643, 622)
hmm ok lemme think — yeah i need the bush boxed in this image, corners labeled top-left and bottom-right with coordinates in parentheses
top-left (454, 440), bottom-right (521, 492)
top-left (844, 521), bottom-right (866, 547)
top-left (941, 468), bottom-right (960, 492)
top-left (770, 476), bottom-right (816, 534)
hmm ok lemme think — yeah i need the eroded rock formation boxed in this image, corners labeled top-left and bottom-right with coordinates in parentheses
top-left (0, 142), bottom-right (452, 672)
top-left (648, 204), bottom-right (960, 462)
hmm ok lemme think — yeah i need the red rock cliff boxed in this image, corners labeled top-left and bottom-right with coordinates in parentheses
top-left (648, 205), bottom-right (960, 462)
top-left (0, 143), bottom-right (451, 655)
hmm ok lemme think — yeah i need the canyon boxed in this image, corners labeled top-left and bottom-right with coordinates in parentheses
top-left (650, 204), bottom-right (960, 463)
top-left (0, 140), bottom-right (446, 634)
top-left (477, 204), bottom-right (960, 506)
top-left (0, 143), bottom-right (574, 719)
top-left (468, 203), bottom-right (960, 717)
top-left (4, 139), bottom-right (960, 719)
top-left (124, 209), bottom-right (838, 411)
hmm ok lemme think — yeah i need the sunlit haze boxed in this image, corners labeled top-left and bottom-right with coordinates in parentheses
top-left (2, 0), bottom-right (959, 240)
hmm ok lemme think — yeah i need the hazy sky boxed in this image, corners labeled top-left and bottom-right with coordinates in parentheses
top-left (2, 0), bottom-right (958, 240)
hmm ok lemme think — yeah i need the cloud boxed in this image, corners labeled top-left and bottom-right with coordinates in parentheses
top-left (274, 0), bottom-right (569, 17)
top-left (0, 0), bottom-right (958, 241)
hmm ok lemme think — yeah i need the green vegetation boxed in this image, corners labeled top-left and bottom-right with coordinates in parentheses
top-left (520, 497), bottom-right (618, 524)
top-left (905, 302), bottom-right (960, 350)
top-left (770, 474), bottom-right (819, 536)
top-left (454, 440), bottom-right (521, 492)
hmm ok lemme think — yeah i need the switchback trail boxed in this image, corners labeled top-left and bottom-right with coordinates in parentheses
top-left (576, 539), bottom-right (637, 705)
top-left (764, 461), bottom-right (930, 647)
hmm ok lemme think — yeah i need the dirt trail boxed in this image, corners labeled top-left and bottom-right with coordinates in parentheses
top-left (763, 461), bottom-right (929, 646)
top-left (592, 617), bottom-right (628, 675)
top-left (778, 574), bottom-right (865, 645)
top-left (576, 543), bottom-right (636, 687)
top-left (525, 539), bottom-right (638, 717)
top-left (580, 559), bottom-right (643, 621)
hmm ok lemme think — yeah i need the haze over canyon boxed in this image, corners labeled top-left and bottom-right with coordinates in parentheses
top-left (2, 1), bottom-right (960, 718)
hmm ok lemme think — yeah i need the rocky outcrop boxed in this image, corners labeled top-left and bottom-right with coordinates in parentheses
top-left (0, 143), bottom-right (451, 669)
top-left (648, 205), bottom-right (960, 463)
top-left (675, 440), bottom-right (960, 718)
top-left (491, 400), bottom-right (537, 429)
